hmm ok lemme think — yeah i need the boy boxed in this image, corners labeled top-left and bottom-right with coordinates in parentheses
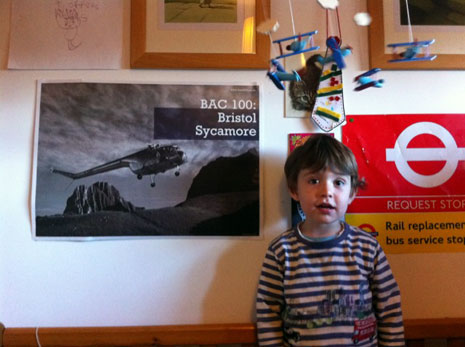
top-left (256, 134), bottom-right (404, 346)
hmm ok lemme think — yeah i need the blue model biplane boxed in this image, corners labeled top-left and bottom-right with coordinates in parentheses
top-left (316, 36), bottom-right (352, 70)
top-left (387, 39), bottom-right (437, 63)
top-left (354, 68), bottom-right (384, 91)
top-left (266, 31), bottom-right (319, 90)
top-left (272, 31), bottom-right (319, 60)
top-left (267, 59), bottom-right (301, 90)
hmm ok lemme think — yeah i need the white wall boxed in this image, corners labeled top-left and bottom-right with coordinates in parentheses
top-left (1, 0), bottom-right (465, 328)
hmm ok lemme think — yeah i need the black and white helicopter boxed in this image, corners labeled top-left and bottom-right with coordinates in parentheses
top-left (51, 144), bottom-right (187, 187)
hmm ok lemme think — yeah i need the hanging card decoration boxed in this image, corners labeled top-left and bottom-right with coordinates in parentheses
top-left (310, 4), bottom-right (349, 132)
top-left (311, 62), bottom-right (345, 132)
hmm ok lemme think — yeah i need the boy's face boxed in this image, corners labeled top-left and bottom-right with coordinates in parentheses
top-left (289, 167), bottom-right (355, 231)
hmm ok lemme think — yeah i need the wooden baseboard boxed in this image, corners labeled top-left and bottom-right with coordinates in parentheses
top-left (2, 323), bottom-right (256, 346)
top-left (405, 318), bottom-right (465, 339)
top-left (2, 319), bottom-right (465, 346)
top-left (0, 322), bottom-right (5, 347)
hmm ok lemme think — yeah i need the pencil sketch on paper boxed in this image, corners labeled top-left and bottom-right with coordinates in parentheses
top-left (54, 0), bottom-right (100, 50)
top-left (164, 0), bottom-right (238, 24)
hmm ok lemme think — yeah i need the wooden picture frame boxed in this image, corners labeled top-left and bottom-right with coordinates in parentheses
top-left (368, 1), bottom-right (465, 70)
top-left (131, 0), bottom-right (270, 69)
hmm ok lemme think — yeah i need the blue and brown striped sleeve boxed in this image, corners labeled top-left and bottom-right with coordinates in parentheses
top-left (371, 245), bottom-right (405, 346)
top-left (256, 243), bottom-right (285, 346)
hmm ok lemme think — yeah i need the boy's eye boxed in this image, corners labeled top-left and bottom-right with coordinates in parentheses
top-left (334, 180), bottom-right (345, 187)
top-left (335, 179), bottom-right (345, 186)
top-left (308, 178), bottom-right (319, 184)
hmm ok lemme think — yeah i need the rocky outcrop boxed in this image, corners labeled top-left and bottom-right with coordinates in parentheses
top-left (39, 150), bottom-right (260, 237)
top-left (186, 149), bottom-right (259, 200)
top-left (63, 181), bottom-right (139, 215)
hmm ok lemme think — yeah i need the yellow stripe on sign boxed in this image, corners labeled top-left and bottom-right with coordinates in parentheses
top-left (318, 84), bottom-right (343, 94)
top-left (346, 212), bottom-right (465, 254)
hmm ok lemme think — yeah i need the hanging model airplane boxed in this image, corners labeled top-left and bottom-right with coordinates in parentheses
top-left (354, 68), bottom-right (384, 91)
top-left (267, 59), bottom-right (301, 90)
top-left (272, 31), bottom-right (320, 60)
top-left (387, 39), bottom-right (437, 63)
top-left (51, 144), bottom-right (187, 188)
top-left (266, 31), bottom-right (319, 90)
top-left (316, 36), bottom-right (352, 70)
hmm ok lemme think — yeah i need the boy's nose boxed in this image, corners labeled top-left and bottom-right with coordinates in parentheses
top-left (320, 182), bottom-right (333, 197)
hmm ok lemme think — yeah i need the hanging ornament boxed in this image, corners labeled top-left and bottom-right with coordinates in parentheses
top-left (386, 0), bottom-right (437, 63)
top-left (311, 61), bottom-right (345, 132)
top-left (317, 0), bottom-right (339, 10)
top-left (262, 0), bottom-right (319, 90)
top-left (353, 12), bottom-right (372, 26)
top-left (310, 6), bottom-right (349, 132)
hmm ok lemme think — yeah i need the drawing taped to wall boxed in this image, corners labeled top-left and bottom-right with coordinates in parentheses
top-left (54, 0), bottom-right (100, 50)
top-left (8, 0), bottom-right (123, 69)
top-left (32, 82), bottom-right (261, 239)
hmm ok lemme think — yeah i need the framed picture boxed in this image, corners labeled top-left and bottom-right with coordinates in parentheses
top-left (368, 1), bottom-right (465, 70)
top-left (131, 0), bottom-right (270, 69)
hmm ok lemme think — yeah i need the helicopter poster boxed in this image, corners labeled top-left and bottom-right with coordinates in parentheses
top-left (32, 82), bottom-right (260, 240)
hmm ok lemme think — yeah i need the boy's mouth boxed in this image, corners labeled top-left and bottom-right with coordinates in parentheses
top-left (317, 203), bottom-right (335, 210)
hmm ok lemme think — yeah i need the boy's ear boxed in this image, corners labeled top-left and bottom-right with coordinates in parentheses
top-left (289, 187), bottom-right (299, 202)
top-left (348, 188), bottom-right (357, 204)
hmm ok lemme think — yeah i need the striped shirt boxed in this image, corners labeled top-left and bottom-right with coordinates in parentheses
top-left (256, 223), bottom-right (404, 346)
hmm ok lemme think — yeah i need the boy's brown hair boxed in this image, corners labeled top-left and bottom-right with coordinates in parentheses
top-left (285, 134), bottom-right (364, 196)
